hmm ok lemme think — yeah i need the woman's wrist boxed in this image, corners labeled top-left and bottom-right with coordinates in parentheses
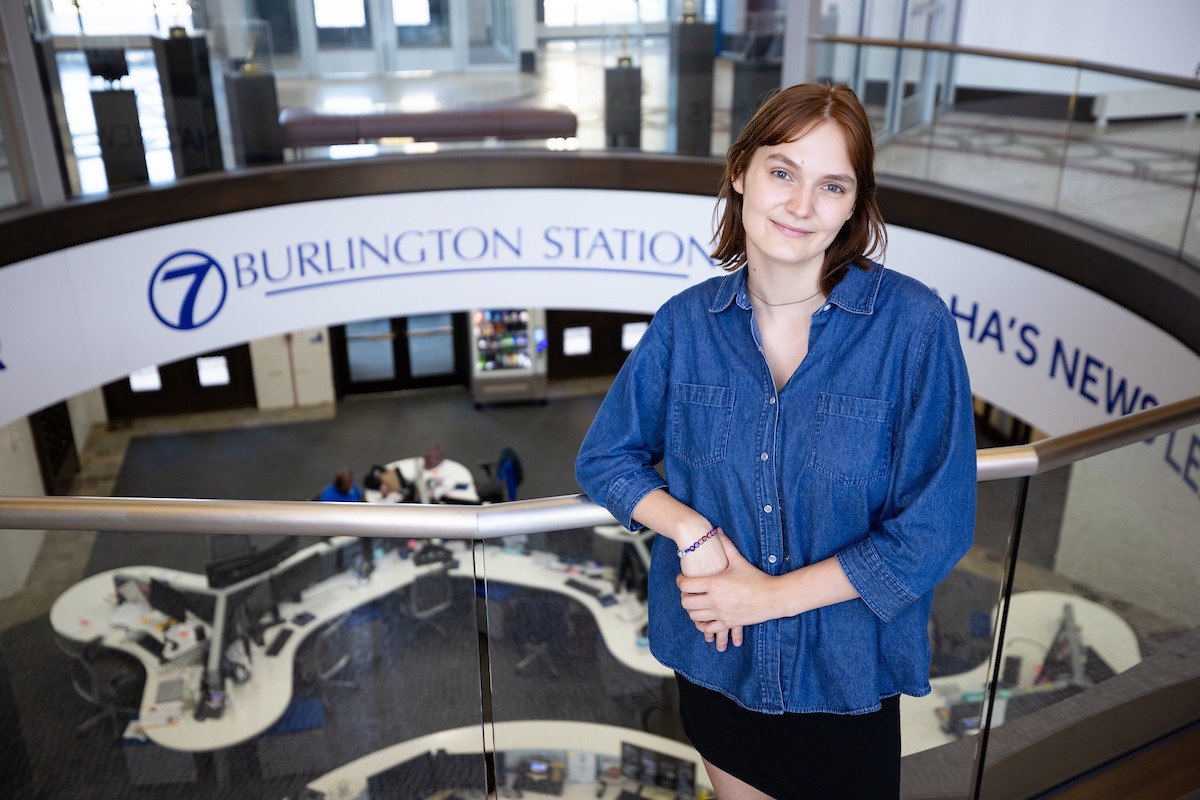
top-left (676, 527), bottom-right (718, 558)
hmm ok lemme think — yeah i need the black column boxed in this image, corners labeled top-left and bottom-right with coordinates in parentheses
top-left (605, 64), bottom-right (642, 150)
top-left (91, 88), bottom-right (150, 189)
top-left (225, 70), bottom-right (284, 166)
top-left (730, 57), bottom-right (781, 142)
top-left (153, 31), bottom-right (224, 176)
top-left (668, 21), bottom-right (717, 155)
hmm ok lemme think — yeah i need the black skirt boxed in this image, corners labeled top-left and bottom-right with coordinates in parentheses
top-left (675, 674), bottom-right (901, 800)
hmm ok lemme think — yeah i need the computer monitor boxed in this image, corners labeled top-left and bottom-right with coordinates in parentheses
top-left (619, 742), bottom-right (695, 798)
top-left (618, 543), bottom-right (649, 603)
top-left (270, 552), bottom-right (326, 605)
top-left (368, 750), bottom-right (435, 799)
top-left (148, 578), bottom-right (193, 623)
top-left (206, 536), bottom-right (299, 588)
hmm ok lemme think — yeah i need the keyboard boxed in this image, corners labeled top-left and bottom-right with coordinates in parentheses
top-left (266, 627), bottom-right (293, 656)
top-left (133, 631), bottom-right (167, 662)
top-left (565, 577), bottom-right (603, 597)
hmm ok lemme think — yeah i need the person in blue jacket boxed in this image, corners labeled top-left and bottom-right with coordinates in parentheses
top-left (316, 467), bottom-right (364, 503)
top-left (575, 82), bottom-right (976, 799)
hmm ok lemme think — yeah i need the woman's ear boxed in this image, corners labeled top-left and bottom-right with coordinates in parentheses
top-left (732, 172), bottom-right (745, 194)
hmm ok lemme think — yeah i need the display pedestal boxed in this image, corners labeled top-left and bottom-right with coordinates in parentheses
top-left (153, 33), bottom-right (224, 176)
top-left (667, 21), bottom-right (716, 155)
top-left (605, 65), bottom-right (642, 149)
top-left (730, 57), bottom-right (782, 142)
top-left (90, 89), bottom-right (149, 189)
top-left (225, 70), bottom-right (283, 166)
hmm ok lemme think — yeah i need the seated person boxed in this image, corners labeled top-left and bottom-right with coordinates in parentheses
top-left (377, 467), bottom-right (419, 503)
top-left (316, 467), bottom-right (364, 502)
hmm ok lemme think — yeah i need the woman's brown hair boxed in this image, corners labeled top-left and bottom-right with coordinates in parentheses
top-left (710, 82), bottom-right (887, 295)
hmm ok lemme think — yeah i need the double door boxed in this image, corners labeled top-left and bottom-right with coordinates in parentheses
top-left (262, 0), bottom-right (515, 75)
top-left (330, 313), bottom-right (471, 397)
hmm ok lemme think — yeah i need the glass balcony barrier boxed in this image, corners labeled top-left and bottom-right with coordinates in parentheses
top-left (6, 11), bottom-right (1199, 268)
top-left (2, 393), bottom-right (1198, 799)
top-left (816, 36), bottom-right (1200, 266)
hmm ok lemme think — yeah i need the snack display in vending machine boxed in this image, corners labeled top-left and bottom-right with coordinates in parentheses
top-left (470, 308), bottom-right (548, 406)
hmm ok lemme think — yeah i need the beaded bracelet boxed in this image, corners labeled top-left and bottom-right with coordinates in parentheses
top-left (677, 528), bottom-right (717, 558)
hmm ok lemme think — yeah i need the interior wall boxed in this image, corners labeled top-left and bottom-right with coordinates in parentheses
top-left (65, 387), bottom-right (106, 455)
top-left (957, 0), bottom-right (1200, 79)
top-left (249, 327), bottom-right (335, 410)
top-left (0, 418), bottom-right (46, 600)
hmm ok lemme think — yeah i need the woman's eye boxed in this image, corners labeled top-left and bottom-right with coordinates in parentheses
top-left (823, 183), bottom-right (845, 194)
top-left (771, 168), bottom-right (791, 180)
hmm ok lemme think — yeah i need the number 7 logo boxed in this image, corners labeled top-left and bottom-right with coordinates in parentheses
top-left (148, 250), bottom-right (228, 330)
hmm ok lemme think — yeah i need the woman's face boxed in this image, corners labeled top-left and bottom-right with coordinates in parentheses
top-left (732, 120), bottom-right (858, 276)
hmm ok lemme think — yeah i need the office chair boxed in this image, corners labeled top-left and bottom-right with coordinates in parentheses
top-left (478, 446), bottom-right (524, 502)
top-left (508, 595), bottom-right (569, 678)
top-left (53, 634), bottom-right (144, 740)
top-left (405, 558), bottom-right (455, 637)
top-left (305, 611), bottom-right (357, 691)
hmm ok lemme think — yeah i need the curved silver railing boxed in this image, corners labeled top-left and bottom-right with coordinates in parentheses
top-left (1, 393), bottom-right (1197, 536)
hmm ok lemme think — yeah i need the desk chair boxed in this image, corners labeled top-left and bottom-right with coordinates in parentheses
top-left (478, 446), bottom-right (524, 502)
top-left (508, 595), bottom-right (569, 678)
top-left (405, 560), bottom-right (454, 636)
top-left (53, 634), bottom-right (144, 740)
top-left (305, 611), bottom-right (357, 691)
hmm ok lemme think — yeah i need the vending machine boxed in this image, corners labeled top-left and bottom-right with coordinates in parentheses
top-left (470, 308), bottom-right (549, 406)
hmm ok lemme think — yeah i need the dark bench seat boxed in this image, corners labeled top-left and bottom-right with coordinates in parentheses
top-left (278, 105), bottom-right (578, 148)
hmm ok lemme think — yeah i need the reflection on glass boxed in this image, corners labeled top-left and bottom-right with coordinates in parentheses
top-left (393, 0), bottom-right (431, 26)
top-left (314, 0), bottom-right (366, 28)
top-left (128, 364), bottom-right (163, 392)
top-left (196, 355), bottom-right (230, 387)
top-left (621, 321), bottom-right (648, 351)
top-left (563, 326), bottom-right (592, 356)
top-left (978, 427), bottom-right (1199, 796)
top-left (395, 0), bottom-right (449, 46)
top-left (346, 318), bottom-right (396, 382)
top-left (407, 312), bottom-right (455, 377)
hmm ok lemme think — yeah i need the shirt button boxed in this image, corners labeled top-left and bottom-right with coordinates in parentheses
top-left (760, 452), bottom-right (769, 461)
top-left (768, 554), bottom-right (777, 564)
top-left (769, 397), bottom-right (776, 405)
top-left (822, 304), bottom-right (831, 311)
top-left (763, 504), bottom-right (772, 513)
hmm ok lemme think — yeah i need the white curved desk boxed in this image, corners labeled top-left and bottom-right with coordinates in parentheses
top-left (49, 541), bottom-right (662, 752)
top-left (308, 720), bottom-right (707, 800)
top-left (899, 590), bottom-right (1142, 756)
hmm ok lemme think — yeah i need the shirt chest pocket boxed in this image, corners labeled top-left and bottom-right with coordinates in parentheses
top-left (671, 382), bottom-right (734, 468)
top-left (808, 393), bottom-right (895, 485)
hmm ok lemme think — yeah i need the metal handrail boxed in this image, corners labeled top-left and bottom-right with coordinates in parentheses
top-left (811, 33), bottom-right (1200, 91)
top-left (1, 394), bottom-right (1197, 538)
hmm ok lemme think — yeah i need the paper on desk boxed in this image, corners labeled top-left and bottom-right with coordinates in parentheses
top-left (139, 700), bottom-right (184, 728)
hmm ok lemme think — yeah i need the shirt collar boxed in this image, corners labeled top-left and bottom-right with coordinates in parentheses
top-left (709, 261), bottom-right (884, 315)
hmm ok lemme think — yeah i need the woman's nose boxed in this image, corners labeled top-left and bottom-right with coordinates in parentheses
top-left (784, 188), bottom-right (812, 216)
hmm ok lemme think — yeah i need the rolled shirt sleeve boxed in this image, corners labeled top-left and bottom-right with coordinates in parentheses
top-left (836, 300), bottom-right (977, 622)
top-left (576, 305), bottom-right (672, 530)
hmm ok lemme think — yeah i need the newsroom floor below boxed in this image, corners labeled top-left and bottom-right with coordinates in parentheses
top-left (0, 380), bottom-right (1039, 800)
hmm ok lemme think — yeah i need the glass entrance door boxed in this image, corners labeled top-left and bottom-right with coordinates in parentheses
top-left (331, 313), bottom-right (470, 397)
top-left (305, 0), bottom-right (464, 75)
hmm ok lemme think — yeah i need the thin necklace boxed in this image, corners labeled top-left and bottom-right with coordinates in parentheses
top-left (747, 285), bottom-right (822, 307)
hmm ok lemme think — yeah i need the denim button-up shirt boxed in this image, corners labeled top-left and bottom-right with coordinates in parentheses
top-left (576, 263), bottom-right (976, 715)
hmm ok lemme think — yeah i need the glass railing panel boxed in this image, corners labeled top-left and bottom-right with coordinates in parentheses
top-left (898, 475), bottom-right (1025, 799)
top-left (976, 424), bottom-right (1200, 797)
top-left (479, 526), bottom-right (712, 799)
top-left (1, 529), bottom-right (487, 799)
top-left (1058, 71), bottom-right (1200, 256)
top-left (892, 54), bottom-right (1079, 210)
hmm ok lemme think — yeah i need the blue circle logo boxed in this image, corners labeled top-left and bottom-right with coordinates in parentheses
top-left (149, 250), bottom-right (228, 330)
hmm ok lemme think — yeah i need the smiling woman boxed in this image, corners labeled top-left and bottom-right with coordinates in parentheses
top-left (575, 82), bottom-right (976, 800)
